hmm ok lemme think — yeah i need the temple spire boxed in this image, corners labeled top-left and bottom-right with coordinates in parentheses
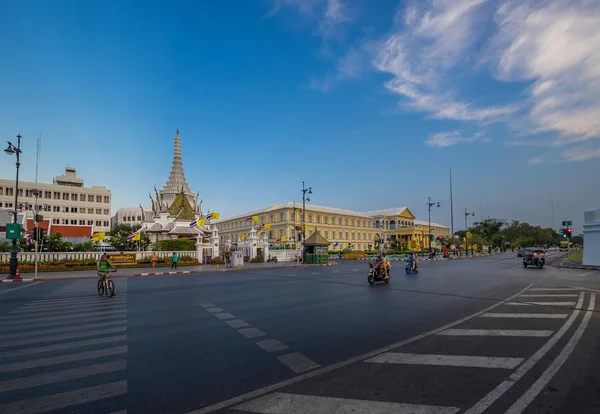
top-left (159, 128), bottom-right (195, 209)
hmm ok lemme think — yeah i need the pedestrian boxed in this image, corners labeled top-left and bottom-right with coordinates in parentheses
top-left (151, 253), bottom-right (157, 268)
top-left (171, 252), bottom-right (178, 269)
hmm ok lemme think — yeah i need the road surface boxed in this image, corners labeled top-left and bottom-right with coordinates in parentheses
top-left (1, 252), bottom-right (599, 413)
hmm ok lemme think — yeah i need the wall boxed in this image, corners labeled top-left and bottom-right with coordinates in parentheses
top-left (0, 251), bottom-right (194, 263)
top-left (583, 208), bottom-right (600, 266)
top-left (265, 249), bottom-right (299, 262)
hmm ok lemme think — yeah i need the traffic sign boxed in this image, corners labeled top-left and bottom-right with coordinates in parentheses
top-left (562, 220), bottom-right (572, 226)
top-left (35, 214), bottom-right (43, 222)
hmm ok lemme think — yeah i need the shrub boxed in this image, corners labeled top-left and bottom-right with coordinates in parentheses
top-left (250, 257), bottom-right (263, 263)
top-left (342, 252), bottom-right (367, 260)
top-left (210, 257), bottom-right (225, 265)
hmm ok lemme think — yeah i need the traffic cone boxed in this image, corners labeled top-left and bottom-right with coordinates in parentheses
top-left (14, 266), bottom-right (22, 282)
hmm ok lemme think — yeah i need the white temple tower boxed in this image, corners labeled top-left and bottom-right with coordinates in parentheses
top-left (159, 128), bottom-right (196, 208)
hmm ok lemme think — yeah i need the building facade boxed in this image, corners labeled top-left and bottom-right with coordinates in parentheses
top-left (0, 167), bottom-right (112, 233)
top-left (214, 202), bottom-right (379, 252)
top-left (111, 207), bottom-right (153, 229)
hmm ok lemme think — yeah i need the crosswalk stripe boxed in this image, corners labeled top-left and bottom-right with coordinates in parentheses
top-left (0, 335), bottom-right (127, 359)
top-left (0, 380), bottom-right (127, 414)
top-left (0, 308), bottom-right (126, 326)
top-left (0, 326), bottom-right (127, 348)
top-left (518, 294), bottom-right (578, 298)
top-left (0, 359), bottom-right (127, 392)
top-left (18, 297), bottom-right (127, 309)
top-left (480, 313), bottom-right (568, 319)
top-left (234, 393), bottom-right (460, 414)
top-left (0, 314), bottom-right (127, 333)
top-left (504, 302), bottom-right (532, 306)
top-left (364, 353), bottom-right (524, 369)
top-left (529, 288), bottom-right (578, 291)
top-left (10, 302), bottom-right (127, 315)
top-left (0, 320), bottom-right (126, 341)
top-left (520, 302), bottom-right (577, 306)
top-left (437, 329), bottom-right (553, 337)
top-left (0, 345), bottom-right (127, 373)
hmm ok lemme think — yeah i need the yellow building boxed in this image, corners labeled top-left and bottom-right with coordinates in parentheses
top-left (360, 208), bottom-right (450, 252)
top-left (214, 202), bottom-right (379, 252)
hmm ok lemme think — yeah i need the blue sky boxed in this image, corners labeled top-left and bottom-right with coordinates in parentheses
top-left (1, 0), bottom-right (598, 233)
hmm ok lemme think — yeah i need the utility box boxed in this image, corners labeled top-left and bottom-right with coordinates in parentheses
top-left (5, 223), bottom-right (21, 240)
top-left (231, 251), bottom-right (244, 267)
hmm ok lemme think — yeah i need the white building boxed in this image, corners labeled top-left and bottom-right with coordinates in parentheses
top-left (0, 167), bottom-right (112, 233)
top-left (583, 207), bottom-right (600, 266)
top-left (111, 207), bottom-right (153, 228)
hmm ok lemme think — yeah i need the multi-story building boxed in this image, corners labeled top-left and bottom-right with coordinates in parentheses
top-left (214, 202), bottom-right (379, 251)
top-left (111, 207), bottom-right (153, 229)
top-left (0, 167), bottom-right (112, 233)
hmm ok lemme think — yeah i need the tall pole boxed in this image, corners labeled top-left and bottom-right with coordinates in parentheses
top-left (301, 181), bottom-right (312, 263)
top-left (34, 134), bottom-right (41, 278)
top-left (463, 208), bottom-right (475, 256)
top-left (551, 195), bottom-right (555, 230)
top-left (6, 134), bottom-right (23, 279)
top-left (449, 169), bottom-right (454, 237)
top-left (427, 197), bottom-right (441, 256)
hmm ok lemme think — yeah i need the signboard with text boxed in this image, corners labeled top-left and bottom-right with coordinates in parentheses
top-left (108, 253), bottom-right (137, 265)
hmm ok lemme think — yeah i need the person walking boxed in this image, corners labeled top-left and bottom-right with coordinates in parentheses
top-left (151, 253), bottom-right (157, 268)
top-left (171, 252), bottom-right (178, 269)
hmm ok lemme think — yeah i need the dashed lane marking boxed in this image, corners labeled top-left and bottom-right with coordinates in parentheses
top-left (479, 313), bottom-right (568, 319)
top-left (276, 352), bottom-right (320, 373)
top-left (365, 353), bottom-right (524, 369)
top-left (518, 294), bottom-right (578, 298)
top-left (437, 329), bottom-right (553, 337)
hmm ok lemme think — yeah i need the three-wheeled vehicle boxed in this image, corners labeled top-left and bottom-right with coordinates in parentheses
top-left (523, 249), bottom-right (546, 268)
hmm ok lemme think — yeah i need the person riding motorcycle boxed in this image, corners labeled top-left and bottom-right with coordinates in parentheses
top-left (406, 251), bottom-right (418, 271)
top-left (372, 251), bottom-right (391, 277)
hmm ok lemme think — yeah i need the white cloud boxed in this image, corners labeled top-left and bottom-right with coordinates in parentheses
top-left (528, 156), bottom-right (543, 165)
top-left (268, 0), bottom-right (351, 38)
top-left (372, 0), bottom-right (517, 123)
top-left (563, 145), bottom-right (600, 162)
top-left (425, 130), bottom-right (490, 147)
top-left (488, 0), bottom-right (600, 145)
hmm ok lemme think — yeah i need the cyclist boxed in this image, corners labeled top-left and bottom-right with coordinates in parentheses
top-left (97, 253), bottom-right (116, 275)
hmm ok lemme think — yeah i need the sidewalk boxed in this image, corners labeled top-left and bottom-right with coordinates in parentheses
top-left (1, 261), bottom-right (337, 283)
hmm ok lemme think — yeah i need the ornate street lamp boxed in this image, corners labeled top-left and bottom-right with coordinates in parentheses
top-left (301, 181), bottom-right (312, 262)
top-left (427, 197), bottom-right (441, 256)
top-left (4, 134), bottom-right (23, 279)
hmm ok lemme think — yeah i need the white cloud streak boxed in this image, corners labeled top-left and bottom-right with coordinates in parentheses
top-left (425, 130), bottom-right (490, 147)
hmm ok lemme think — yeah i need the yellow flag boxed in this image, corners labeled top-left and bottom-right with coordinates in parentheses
top-left (132, 232), bottom-right (141, 241)
top-left (197, 218), bottom-right (206, 226)
top-left (252, 215), bottom-right (259, 222)
top-left (265, 223), bottom-right (271, 229)
top-left (281, 236), bottom-right (286, 243)
top-left (91, 232), bottom-right (105, 242)
top-left (210, 212), bottom-right (220, 219)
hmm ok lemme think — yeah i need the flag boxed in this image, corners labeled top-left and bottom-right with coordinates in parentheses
top-left (275, 237), bottom-right (282, 243)
top-left (197, 218), bottom-right (206, 226)
top-left (334, 242), bottom-right (339, 247)
top-left (257, 223), bottom-right (265, 230)
top-left (126, 233), bottom-right (136, 241)
top-left (189, 220), bottom-right (197, 228)
top-left (26, 233), bottom-right (34, 245)
top-left (252, 215), bottom-right (259, 222)
top-left (281, 236), bottom-right (286, 243)
top-left (206, 212), bottom-right (220, 220)
top-left (91, 232), bottom-right (105, 242)
top-left (245, 217), bottom-right (253, 222)
top-left (129, 232), bottom-right (141, 242)
top-left (265, 223), bottom-right (271, 229)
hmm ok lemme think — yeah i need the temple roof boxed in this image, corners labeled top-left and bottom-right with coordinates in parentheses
top-left (168, 190), bottom-right (196, 221)
top-left (160, 128), bottom-right (195, 204)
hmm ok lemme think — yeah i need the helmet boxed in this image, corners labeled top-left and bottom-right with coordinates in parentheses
top-left (382, 251), bottom-right (388, 255)
top-left (101, 253), bottom-right (108, 259)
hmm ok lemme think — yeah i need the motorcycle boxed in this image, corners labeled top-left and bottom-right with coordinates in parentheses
top-left (368, 261), bottom-right (390, 284)
top-left (267, 256), bottom-right (278, 263)
top-left (405, 259), bottom-right (418, 274)
top-left (523, 249), bottom-right (545, 269)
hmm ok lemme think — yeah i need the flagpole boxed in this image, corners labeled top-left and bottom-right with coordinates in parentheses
top-left (34, 133), bottom-right (41, 278)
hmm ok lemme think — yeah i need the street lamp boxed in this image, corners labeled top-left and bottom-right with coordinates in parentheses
top-left (463, 208), bottom-right (475, 256)
top-left (4, 134), bottom-right (23, 279)
top-left (463, 208), bottom-right (475, 231)
top-left (427, 197), bottom-right (441, 256)
top-left (301, 181), bottom-right (312, 262)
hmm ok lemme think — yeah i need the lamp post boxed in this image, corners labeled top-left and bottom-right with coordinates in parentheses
top-left (463, 208), bottom-right (475, 256)
top-left (427, 197), bottom-right (441, 257)
top-left (5, 134), bottom-right (23, 279)
top-left (301, 181), bottom-right (312, 263)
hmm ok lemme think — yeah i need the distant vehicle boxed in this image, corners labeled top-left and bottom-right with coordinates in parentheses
top-left (517, 247), bottom-right (531, 257)
top-left (559, 241), bottom-right (573, 251)
top-left (523, 249), bottom-right (546, 269)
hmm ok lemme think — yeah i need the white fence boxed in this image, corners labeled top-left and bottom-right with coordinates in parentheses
top-left (0, 251), bottom-right (195, 263)
top-left (267, 250), bottom-right (299, 262)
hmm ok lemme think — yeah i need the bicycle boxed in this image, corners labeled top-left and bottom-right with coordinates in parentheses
top-left (97, 269), bottom-right (117, 298)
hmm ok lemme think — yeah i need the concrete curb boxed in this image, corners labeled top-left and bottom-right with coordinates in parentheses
top-left (559, 263), bottom-right (600, 271)
top-left (1, 262), bottom-right (338, 283)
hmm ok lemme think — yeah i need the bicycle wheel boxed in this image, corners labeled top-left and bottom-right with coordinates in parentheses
top-left (106, 279), bottom-right (115, 298)
top-left (97, 279), bottom-right (104, 296)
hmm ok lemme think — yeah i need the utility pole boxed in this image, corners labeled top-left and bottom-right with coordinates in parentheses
top-left (301, 181), bottom-right (312, 263)
top-left (449, 169), bottom-right (454, 237)
top-left (464, 208), bottom-right (475, 231)
top-left (4, 134), bottom-right (23, 279)
top-left (464, 208), bottom-right (475, 257)
top-left (427, 197), bottom-right (441, 257)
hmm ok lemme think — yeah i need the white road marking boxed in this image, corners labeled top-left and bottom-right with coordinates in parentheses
top-left (365, 353), bottom-right (523, 369)
top-left (506, 294), bottom-right (596, 414)
top-left (464, 292), bottom-right (584, 414)
top-left (10, 303), bottom-right (127, 315)
top-left (518, 294), bottom-right (578, 297)
top-left (437, 329), bottom-right (553, 337)
top-left (226, 319), bottom-right (250, 328)
top-left (529, 287), bottom-right (578, 291)
top-left (0, 326), bottom-right (127, 348)
top-left (521, 302), bottom-right (577, 306)
top-left (0, 335), bottom-right (127, 359)
top-left (310, 272), bottom-right (318, 275)
top-left (234, 393), bottom-right (460, 414)
top-left (576, 271), bottom-right (595, 277)
top-left (0, 380), bottom-right (127, 413)
top-left (17, 297), bottom-right (127, 310)
top-left (504, 302), bottom-right (532, 306)
top-left (0, 314), bottom-right (126, 333)
top-left (276, 352), bottom-right (320, 373)
top-left (256, 339), bottom-right (289, 353)
top-left (186, 284), bottom-right (534, 414)
top-left (238, 328), bottom-right (266, 339)
top-left (479, 313), bottom-right (568, 319)
top-left (206, 307), bottom-right (224, 313)
top-left (0, 345), bottom-right (127, 373)
top-left (0, 319), bottom-right (126, 340)
top-left (0, 308), bottom-right (126, 326)
top-left (214, 313), bottom-right (235, 320)
top-left (0, 359), bottom-right (127, 392)
top-left (0, 282), bottom-right (41, 295)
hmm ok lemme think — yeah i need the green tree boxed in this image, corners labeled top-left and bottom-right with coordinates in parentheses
top-left (471, 219), bottom-right (505, 246)
top-left (0, 241), bottom-right (10, 252)
top-left (109, 223), bottom-right (151, 251)
top-left (45, 233), bottom-right (64, 252)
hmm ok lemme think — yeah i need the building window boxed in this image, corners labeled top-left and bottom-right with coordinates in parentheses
top-left (338, 231), bottom-right (342, 239)
top-left (352, 219), bottom-right (355, 226)
top-left (345, 219), bottom-right (348, 226)
top-left (62, 206), bottom-right (69, 213)
top-left (52, 218), bottom-right (59, 224)
top-left (104, 196), bottom-right (110, 203)
top-left (324, 230), bottom-right (328, 238)
top-left (71, 207), bottom-right (78, 213)
top-left (70, 219), bottom-right (76, 225)
top-left (279, 229), bottom-right (284, 237)
top-left (87, 220), bottom-right (93, 225)
top-left (96, 209), bottom-right (102, 214)
top-left (362, 220), bottom-right (365, 227)
top-left (95, 195), bottom-right (101, 203)
top-left (324, 217), bottom-right (329, 224)
top-left (44, 191), bottom-right (51, 199)
top-left (72, 194), bottom-right (78, 201)
top-left (79, 220), bottom-right (85, 225)
top-left (338, 218), bottom-right (342, 225)
top-left (88, 195), bottom-right (94, 202)
top-left (316, 216), bottom-right (321, 224)
top-left (104, 209), bottom-right (109, 215)
top-left (53, 192), bottom-right (60, 200)
top-left (308, 214), bottom-right (313, 223)
top-left (352, 232), bottom-right (355, 240)
top-left (269, 230), bottom-right (273, 239)
top-left (103, 221), bottom-right (109, 227)
top-left (137, 216), bottom-right (141, 221)
top-left (52, 206), bottom-right (59, 212)
top-left (62, 193), bottom-right (69, 200)
top-left (96, 221), bottom-right (102, 226)
top-left (280, 212), bottom-right (284, 222)
top-left (345, 232), bottom-right (349, 240)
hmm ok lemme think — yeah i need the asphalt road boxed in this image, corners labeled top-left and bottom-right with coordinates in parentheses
top-left (1, 252), bottom-right (599, 413)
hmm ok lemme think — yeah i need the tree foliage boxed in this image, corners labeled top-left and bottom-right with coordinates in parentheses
top-left (454, 218), bottom-right (561, 247)
top-left (109, 223), bottom-right (151, 251)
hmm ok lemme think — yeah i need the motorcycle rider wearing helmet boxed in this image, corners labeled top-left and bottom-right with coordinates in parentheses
top-left (373, 251), bottom-right (391, 277)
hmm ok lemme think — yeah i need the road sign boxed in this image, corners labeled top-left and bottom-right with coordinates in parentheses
top-left (35, 214), bottom-right (43, 222)
top-left (562, 220), bottom-right (572, 226)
